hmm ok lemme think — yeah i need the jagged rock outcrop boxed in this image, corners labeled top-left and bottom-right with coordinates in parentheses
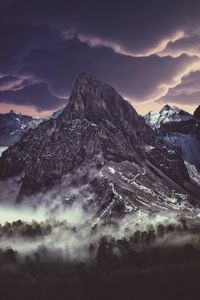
top-left (0, 74), bottom-right (200, 221)
top-left (194, 105), bottom-right (200, 120)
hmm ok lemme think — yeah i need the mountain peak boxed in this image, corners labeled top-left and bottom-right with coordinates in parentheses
top-left (76, 72), bottom-right (100, 83)
top-left (62, 73), bottom-right (141, 128)
top-left (0, 73), bottom-right (197, 214)
top-left (160, 104), bottom-right (182, 114)
top-left (160, 104), bottom-right (173, 112)
top-left (9, 109), bottom-right (16, 114)
top-left (145, 104), bottom-right (193, 130)
top-left (71, 72), bottom-right (117, 102)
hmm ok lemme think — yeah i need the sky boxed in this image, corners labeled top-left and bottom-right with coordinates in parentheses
top-left (0, 0), bottom-right (200, 116)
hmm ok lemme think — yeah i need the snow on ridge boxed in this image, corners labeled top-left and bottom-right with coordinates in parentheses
top-left (145, 105), bottom-right (193, 129)
top-left (164, 133), bottom-right (200, 170)
top-left (0, 147), bottom-right (8, 157)
top-left (184, 161), bottom-right (200, 187)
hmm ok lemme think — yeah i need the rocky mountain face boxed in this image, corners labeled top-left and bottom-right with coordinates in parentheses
top-left (145, 104), bottom-right (200, 185)
top-left (0, 74), bottom-right (200, 222)
top-left (194, 105), bottom-right (200, 120)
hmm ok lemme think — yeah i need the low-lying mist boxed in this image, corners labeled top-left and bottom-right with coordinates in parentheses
top-left (0, 202), bottom-right (200, 300)
top-left (0, 201), bottom-right (199, 264)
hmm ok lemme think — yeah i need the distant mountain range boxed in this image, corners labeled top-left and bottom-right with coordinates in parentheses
top-left (0, 107), bottom-right (65, 148)
top-left (0, 74), bottom-right (200, 223)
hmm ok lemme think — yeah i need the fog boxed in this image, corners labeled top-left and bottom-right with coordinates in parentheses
top-left (0, 200), bottom-right (198, 263)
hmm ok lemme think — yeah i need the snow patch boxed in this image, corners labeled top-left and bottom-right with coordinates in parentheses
top-left (0, 147), bottom-right (8, 157)
top-left (185, 161), bottom-right (200, 186)
top-left (108, 167), bottom-right (115, 174)
top-left (164, 133), bottom-right (200, 171)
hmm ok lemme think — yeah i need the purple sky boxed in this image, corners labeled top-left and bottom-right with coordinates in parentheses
top-left (0, 0), bottom-right (200, 116)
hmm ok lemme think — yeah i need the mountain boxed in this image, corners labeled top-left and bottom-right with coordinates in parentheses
top-left (52, 106), bottom-right (65, 118)
top-left (194, 105), bottom-right (200, 120)
top-left (0, 107), bottom-right (65, 156)
top-left (0, 74), bottom-right (200, 222)
top-left (145, 104), bottom-right (200, 185)
top-left (145, 105), bottom-right (195, 131)
top-left (0, 110), bottom-right (45, 148)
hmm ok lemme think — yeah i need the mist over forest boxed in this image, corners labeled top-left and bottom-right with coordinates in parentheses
top-left (0, 203), bottom-right (198, 300)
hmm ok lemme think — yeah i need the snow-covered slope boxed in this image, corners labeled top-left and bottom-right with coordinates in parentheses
top-left (0, 107), bottom-right (65, 147)
top-left (145, 105), bottom-right (193, 130)
top-left (0, 110), bottom-right (46, 147)
top-left (0, 147), bottom-right (8, 157)
top-left (145, 104), bottom-right (200, 184)
top-left (163, 132), bottom-right (200, 171)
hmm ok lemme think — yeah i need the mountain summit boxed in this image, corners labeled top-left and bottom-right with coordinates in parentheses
top-left (64, 73), bottom-right (139, 124)
top-left (145, 104), bottom-right (200, 178)
top-left (0, 74), bottom-right (200, 221)
top-left (145, 105), bottom-right (193, 131)
top-left (61, 73), bottom-right (153, 145)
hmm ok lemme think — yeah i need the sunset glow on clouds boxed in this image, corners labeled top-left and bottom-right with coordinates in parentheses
top-left (0, 0), bottom-right (200, 116)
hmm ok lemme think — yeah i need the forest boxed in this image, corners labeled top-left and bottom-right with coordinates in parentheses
top-left (0, 218), bottom-right (199, 300)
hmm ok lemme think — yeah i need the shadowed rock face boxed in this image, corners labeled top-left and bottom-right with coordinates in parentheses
top-left (194, 105), bottom-right (200, 120)
top-left (60, 73), bottom-right (155, 147)
top-left (0, 74), bottom-right (199, 220)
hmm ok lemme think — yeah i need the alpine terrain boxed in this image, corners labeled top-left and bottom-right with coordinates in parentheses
top-left (0, 74), bottom-right (200, 223)
top-left (0, 110), bottom-right (45, 148)
top-left (145, 105), bottom-right (200, 187)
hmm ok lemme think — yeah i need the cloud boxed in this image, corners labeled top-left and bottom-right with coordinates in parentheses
top-left (158, 71), bottom-right (200, 105)
top-left (0, 75), bottom-right (25, 91)
top-left (1, 0), bottom-right (200, 55)
top-left (0, 82), bottom-right (65, 111)
top-left (158, 34), bottom-right (200, 57)
top-left (0, 0), bottom-right (200, 112)
top-left (0, 22), bottom-right (60, 74)
top-left (19, 37), bottom-right (197, 102)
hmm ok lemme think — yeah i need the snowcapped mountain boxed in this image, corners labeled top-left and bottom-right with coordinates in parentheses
top-left (0, 107), bottom-right (65, 153)
top-left (145, 105), bottom-right (194, 130)
top-left (0, 110), bottom-right (45, 148)
top-left (145, 104), bottom-right (200, 186)
top-left (0, 74), bottom-right (200, 223)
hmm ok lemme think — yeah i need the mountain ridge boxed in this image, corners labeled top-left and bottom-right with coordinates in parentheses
top-left (0, 74), bottom-right (200, 222)
top-left (145, 104), bottom-right (200, 177)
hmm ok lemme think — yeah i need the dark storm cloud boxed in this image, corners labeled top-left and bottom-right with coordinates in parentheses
top-left (0, 0), bottom-right (200, 111)
top-left (0, 83), bottom-right (65, 111)
top-left (20, 38), bottom-right (196, 101)
top-left (0, 22), bottom-right (60, 74)
top-left (0, 0), bottom-right (14, 9)
top-left (1, 0), bottom-right (200, 54)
